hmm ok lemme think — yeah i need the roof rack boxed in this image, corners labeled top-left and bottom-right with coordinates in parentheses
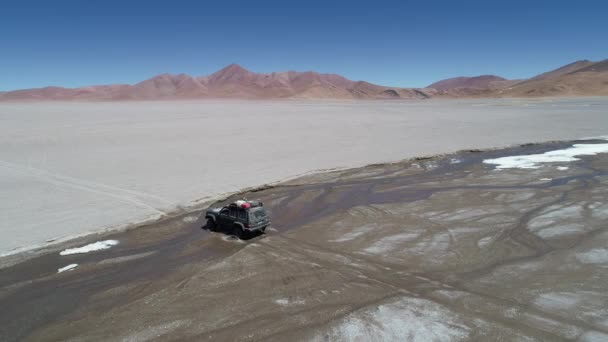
top-left (231, 199), bottom-right (263, 209)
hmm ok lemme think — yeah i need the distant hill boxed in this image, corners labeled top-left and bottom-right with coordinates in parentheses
top-left (528, 60), bottom-right (595, 81)
top-left (0, 64), bottom-right (435, 101)
top-left (428, 59), bottom-right (608, 98)
top-left (427, 75), bottom-right (517, 91)
top-left (495, 59), bottom-right (608, 97)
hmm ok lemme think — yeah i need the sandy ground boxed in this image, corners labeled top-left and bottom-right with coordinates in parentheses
top-left (1, 139), bottom-right (608, 341)
top-left (1, 98), bottom-right (608, 256)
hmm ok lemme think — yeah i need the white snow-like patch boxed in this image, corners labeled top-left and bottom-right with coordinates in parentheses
top-left (329, 224), bottom-right (375, 242)
top-left (539, 178), bottom-right (552, 181)
top-left (477, 236), bottom-right (494, 248)
top-left (450, 158), bottom-right (462, 164)
top-left (534, 292), bottom-right (582, 311)
top-left (321, 297), bottom-right (470, 342)
top-left (221, 235), bottom-right (245, 243)
top-left (182, 215), bottom-right (198, 223)
top-left (434, 290), bottom-right (468, 300)
top-left (274, 298), bottom-right (305, 306)
top-left (531, 205), bottom-right (582, 227)
top-left (60, 240), bottom-right (119, 255)
top-left (484, 143), bottom-right (608, 169)
top-left (576, 248), bottom-right (608, 264)
top-left (429, 208), bottom-right (502, 222)
top-left (275, 298), bottom-right (289, 306)
top-left (581, 331), bottom-right (608, 342)
top-left (407, 232), bottom-right (452, 256)
top-left (57, 263), bottom-right (78, 273)
top-left (557, 166), bottom-right (569, 171)
top-left (536, 224), bottom-right (583, 239)
top-left (330, 230), bottom-right (367, 242)
top-left (363, 232), bottom-right (419, 254)
top-left (122, 320), bottom-right (190, 341)
top-left (589, 203), bottom-right (608, 220)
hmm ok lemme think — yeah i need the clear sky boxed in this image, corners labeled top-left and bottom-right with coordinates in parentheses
top-left (1, 0), bottom-right (607, 91)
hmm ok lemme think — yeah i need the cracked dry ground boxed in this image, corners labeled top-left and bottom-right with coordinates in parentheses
top-left (1, 140), bottom-right (608, 341)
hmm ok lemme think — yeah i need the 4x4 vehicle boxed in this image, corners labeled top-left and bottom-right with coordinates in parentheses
top-left (204, 200), bottom-right (270, 239)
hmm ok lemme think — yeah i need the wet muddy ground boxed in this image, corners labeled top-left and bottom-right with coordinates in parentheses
top-left (1, 140), bottom-right (608, 341)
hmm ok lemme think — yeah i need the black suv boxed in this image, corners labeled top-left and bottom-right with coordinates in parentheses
top-left (204, 200), bottom-right (270, 238)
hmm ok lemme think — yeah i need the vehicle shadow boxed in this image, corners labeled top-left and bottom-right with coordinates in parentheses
top-left (200, 218), bottom-right (263, 240)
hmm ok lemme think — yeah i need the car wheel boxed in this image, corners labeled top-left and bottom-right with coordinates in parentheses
top-left (206, 218), bottom-right (217, 231)
top-left (233, 225), bottom-right (245, 239)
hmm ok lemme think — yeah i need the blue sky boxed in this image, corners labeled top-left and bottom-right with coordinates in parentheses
top-left (1, 0), bottom-right (607, 90)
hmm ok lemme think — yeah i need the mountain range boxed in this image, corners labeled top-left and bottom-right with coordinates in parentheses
top-left (1, 60), bottom-right (606, 101)
top-left (430, 59), bottom-right (608, 97)
top-left (0, 64), bottom-right (435, 101)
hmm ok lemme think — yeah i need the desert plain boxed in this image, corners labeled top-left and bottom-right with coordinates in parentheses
top-left (2, 98), bottom-right (608, 256)
top-left (1, 98), bottom-right (608, 341)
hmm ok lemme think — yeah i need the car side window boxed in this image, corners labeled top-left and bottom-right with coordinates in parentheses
top-left (238, 209), bottom-right (247, 220)
top-left (220, 208), bottom-right (229, 217)
top-left (229, 207), bottom-right (237, 218)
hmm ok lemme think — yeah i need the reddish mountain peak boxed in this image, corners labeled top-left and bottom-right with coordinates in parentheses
top-left (223, 63), bottom-right (248, 72)
top-left (151, 73), bottom-right (173, 79)
top-left (208, 64), bottom-right (254, 84)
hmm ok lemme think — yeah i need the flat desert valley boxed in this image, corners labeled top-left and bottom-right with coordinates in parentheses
top-left (2, 98), bottom-right (608, 341)
top-left (1, 98), bottom-right (608, 256)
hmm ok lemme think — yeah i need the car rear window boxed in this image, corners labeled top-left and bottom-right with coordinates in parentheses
top-left (250, 208), bottom-right (267, 219)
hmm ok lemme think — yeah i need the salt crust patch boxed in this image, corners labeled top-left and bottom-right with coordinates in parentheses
top-left (97, 251), bottom-right (156, 265)
top-left (484, 143), bottom-right (608, 169)
top-left (330, 224), bottom-right (376, 243)
top-left (534, 292), bottom-right (582, 311)
top-left (408, 232), bottom-right (451, 255)
top-left (275, 298), bottom-right (305, 306)
top-left (427, 208), bottom-right (503, 222)
top-left (581, 331), bottom-right (608, 342)
top-left (121, 320), bottom-right (189, 342)
top-left (320, 297), bottom-right (470, 342)
top-left (477, 236), bottom-right (494, 248)
top-left (576, 248), bottom-right (608, 264)
top-left (533, 291), bottom-right (608, 330)
top-left (363, 232), bottom-right (419, 254)
top-left (528, 205), bottom-right (583, 238)
top-left (60, 240), bottom-right (119, 255)
top-left (57, 263), bottom-right (78, 273)
top-left (536, 224), bottom-right (584, 239)
top-left (523, 313), bottom-right (582, 339)
top-left (529, 205), bottom-right (583, 228)
top-left (182, 215), bottom-right (198, 223)
top-left (589, 203), bottom-right (608, 220)
top-left (434, 290), bottom-right (468, 300)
